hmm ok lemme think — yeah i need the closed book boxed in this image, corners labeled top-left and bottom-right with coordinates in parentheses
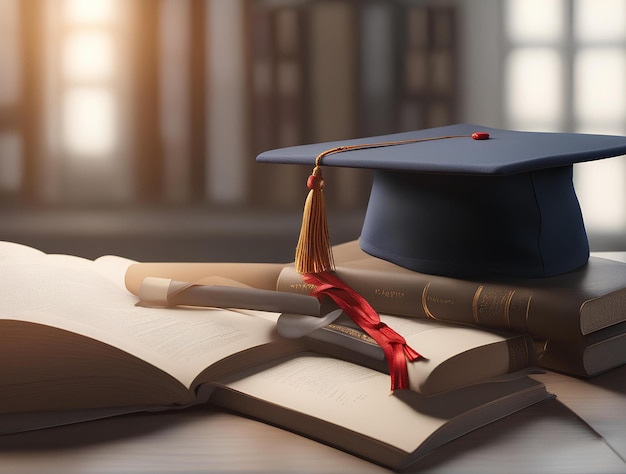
top-left (277, 240), bottom-right (626, 343)
top-left (536, 322), bottom-right (626, 377)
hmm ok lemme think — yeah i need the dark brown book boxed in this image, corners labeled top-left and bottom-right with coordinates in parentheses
top-left (535, 322), bottom-right (626, 377)
top-left (276, 240), bottom-right (626, 343)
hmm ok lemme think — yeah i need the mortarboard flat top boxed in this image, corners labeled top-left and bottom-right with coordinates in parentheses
top-left (256, 123), bottom-right (626, 175)
top-left (257, 123), bottom-right (626, 279)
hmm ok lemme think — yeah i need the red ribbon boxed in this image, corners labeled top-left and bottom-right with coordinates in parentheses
top-left (303, 271), bottom-right (421, 391)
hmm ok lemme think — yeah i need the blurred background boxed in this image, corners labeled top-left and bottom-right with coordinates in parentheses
top-left (1, 0), bottom-right (625, 262)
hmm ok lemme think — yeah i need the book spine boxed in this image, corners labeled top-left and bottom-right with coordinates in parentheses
top-left (276, 265), bottom-right (585, 342)
top-left (533, 339), bottom-right (589, 377)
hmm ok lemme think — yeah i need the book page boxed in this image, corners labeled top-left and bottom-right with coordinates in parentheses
top-left (93, 254), bottom-right (141, 291)
top-left (217, 353), bottom-right (439, 453)
top-left (215, 352), bottom-right (546, 456)
top-left (309, 314), bottom-right (525, 395)
top-left (381, 315), bottom-right (517, 395)
top-left (0, 241), bottom-right (46, 258)
top-left (0, 251), bottom-right (280, 389)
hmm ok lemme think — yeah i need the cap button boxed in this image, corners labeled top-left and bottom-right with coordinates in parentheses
top-left (472, 131), bottom-right (490, 140)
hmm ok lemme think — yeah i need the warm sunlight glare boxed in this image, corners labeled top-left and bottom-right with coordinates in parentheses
top-left (575, 0), bottom-right (626, 41)
top-left (574, 48), bottom-right (626, 124)
top-left (572, 1), bottom-right (626, 234)
top-left (63, 32), bottom-right (114, 81)
top-left (63, 0), bottom-right (115, 23)
top-left (506, 0), bottom-right (564, 42)
top-left (505, 48), bottom-right (562, 130)
top-left (576, 157), bottom-right (626, 233)
top-left (0, 0), bottom-right (19, 106)
top-left (62, 88), bottom-right (116, 156)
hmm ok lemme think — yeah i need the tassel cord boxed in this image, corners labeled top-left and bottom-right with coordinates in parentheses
top-left (304, 271), bottom-right (421, 391)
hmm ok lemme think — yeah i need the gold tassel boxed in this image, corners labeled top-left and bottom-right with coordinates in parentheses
top-left (295, 164), bottom-right (334, 274)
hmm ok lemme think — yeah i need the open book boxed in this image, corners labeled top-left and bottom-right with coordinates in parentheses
top-left (0, 241), bottom-right (550, 470)
top-left (211, 353), bottom-right (548, 471)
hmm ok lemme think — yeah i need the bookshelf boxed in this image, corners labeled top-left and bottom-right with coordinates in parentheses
top-left (399, 3), bottom-right (458, 130)
top-left (244, 0), bottom-right (460, 210)
top-left (1, 0), bottom-right (459, 212)
top-left (244, 0), bottom-right (311, 208)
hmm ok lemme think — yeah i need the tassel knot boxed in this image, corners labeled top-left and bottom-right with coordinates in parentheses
top-left (307, 171), bottom-right (324, 190)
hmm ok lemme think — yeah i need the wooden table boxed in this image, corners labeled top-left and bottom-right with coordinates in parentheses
top-left (0, 365), bottom-right (624, 473)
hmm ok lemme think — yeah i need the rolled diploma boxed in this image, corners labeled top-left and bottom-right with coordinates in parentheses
top-left (139, 277), bottom-right (321, 316)
top-left (126, 262), bottom-right (285, 296)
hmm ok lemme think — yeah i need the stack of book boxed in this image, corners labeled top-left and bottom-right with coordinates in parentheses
top-left (1, 240), bottom-right (551, 470)
top-left (280, 239), bottom-right (626, 379)
top-left (125, 238), bottom-right (626, 380)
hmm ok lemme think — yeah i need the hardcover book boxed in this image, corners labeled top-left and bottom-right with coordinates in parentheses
top-left (536, 322), bottom-right (626, 377)
top-left (278, 240), bottom-right (626, 343)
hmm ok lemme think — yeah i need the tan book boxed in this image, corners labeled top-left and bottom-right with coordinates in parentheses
top-left (0, 240), bottom-right (550, 470)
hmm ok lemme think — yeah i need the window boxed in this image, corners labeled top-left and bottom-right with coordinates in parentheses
top-left (41, 0), bottom-right (133, 203)
top-left (504, 0), bottom-right (626, 241)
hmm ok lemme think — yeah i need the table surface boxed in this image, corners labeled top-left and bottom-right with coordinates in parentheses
top-left (0, 365), bottom-right (624, 474)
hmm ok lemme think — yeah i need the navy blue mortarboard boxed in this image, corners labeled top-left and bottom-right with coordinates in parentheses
top-left (257, 123), bottom-right (626, 279)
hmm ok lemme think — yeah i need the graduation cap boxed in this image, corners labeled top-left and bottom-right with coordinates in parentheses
top-left (257, 123), bottom-right (626, 279)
